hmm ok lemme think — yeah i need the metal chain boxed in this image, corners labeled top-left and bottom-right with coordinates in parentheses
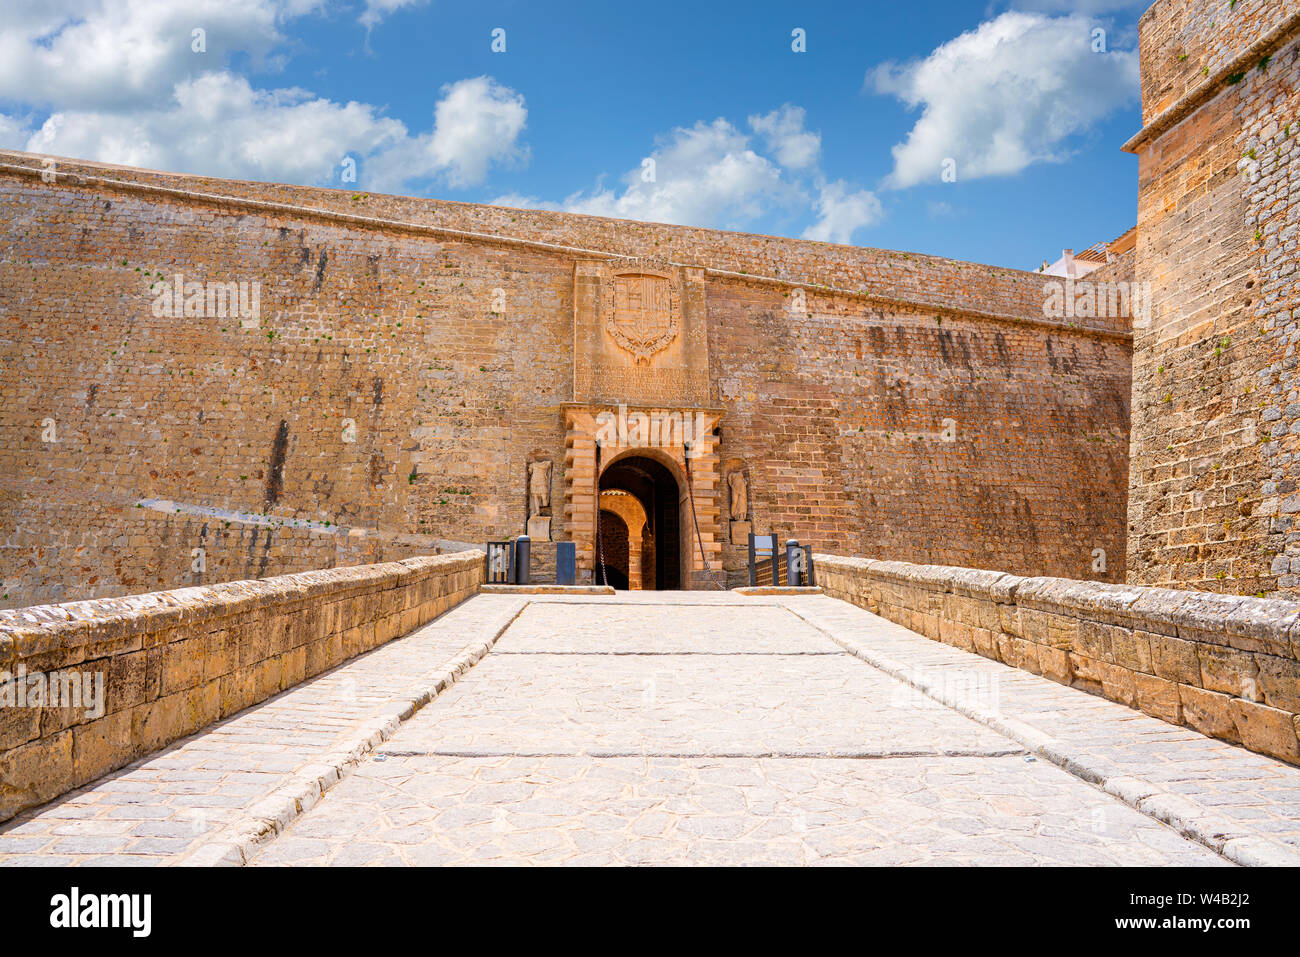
top-left (683, 442), bottom-right (727, 591)
top-left (595, 443), bottom-right (607, 587)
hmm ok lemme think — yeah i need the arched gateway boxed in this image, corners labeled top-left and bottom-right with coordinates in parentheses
top-left (562, 408), bottom-right (723, 589)
top-left (553, 257), bottom-right (725, 590)
top-left (597, 456), bottom-right (681, 590)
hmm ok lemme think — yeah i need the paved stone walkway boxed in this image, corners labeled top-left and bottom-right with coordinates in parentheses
top-left (248, 596), bottom-right (1231, 866)
top-left (786, 595), bottom-right (1300, 863)
top-left (0, 596), bottom-right (527, 866)
top-left (6, 591), bottom-right (1300, 866)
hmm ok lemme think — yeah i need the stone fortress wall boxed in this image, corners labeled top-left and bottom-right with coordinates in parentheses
top-left (1125, 0), bottom-right (1300, 595)
top-left (0, 150), bottom-right (1133, 605)
top-left (9, 0), bottom-right (1300, 819)
top-left (818, 554), bottom-right (1300, 766)
top-left (0, 549), bottom-right (484, 821)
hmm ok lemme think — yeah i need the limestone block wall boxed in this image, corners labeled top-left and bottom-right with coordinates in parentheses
top-left (1, 151), bottom-right (1131, 604)
top-left (1136, 0), bottom-right (1300, 124)
top-left (1126, 0), bottom-right (1300, 594)
top-left (708, 267), bottom-right (1131, 582)
top-left (0, 158), bottom-right (572, 607)
top-left (0, 549), bottom-right (484, 823)
top-left (818, 554), bottom-right (1300, 766)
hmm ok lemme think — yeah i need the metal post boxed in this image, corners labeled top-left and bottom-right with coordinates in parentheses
top-left (594, 441), bottom-right (602, 587)
top-left (770, 531), bottom-right (780, 586)
top-left (747, 533), bottom-right (757, 587)
top-left (556, 541), bottom-right (576, 585)
top-left (515, 534), bottom-right (531, 585)
top-left (786, 539), bottom-right (801, 587)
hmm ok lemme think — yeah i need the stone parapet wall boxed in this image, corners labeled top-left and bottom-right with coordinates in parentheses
top-left (0, 549), bottom-right (484, 822)
top-left (816, 554), bottom-right (1300, 765)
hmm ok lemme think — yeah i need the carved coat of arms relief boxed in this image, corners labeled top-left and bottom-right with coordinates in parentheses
top-left (602, 260), bottom-right (681, 364)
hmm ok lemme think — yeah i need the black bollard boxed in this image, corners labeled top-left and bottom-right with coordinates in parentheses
top-left (514, 534), bottom-right (531, 585)
top-left (556, 541), bottom-right (575, 586)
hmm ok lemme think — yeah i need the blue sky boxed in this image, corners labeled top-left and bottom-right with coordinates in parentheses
top-left (0, 0), bottom-right (1150, 270)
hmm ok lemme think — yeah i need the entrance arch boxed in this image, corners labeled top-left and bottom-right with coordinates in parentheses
top-left (598, 454), bottom-right (681, 590)
top-left (561, 406), bottom-right (723, 589)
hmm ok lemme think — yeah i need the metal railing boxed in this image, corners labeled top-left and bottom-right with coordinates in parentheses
top-left (748, 534), bottom-right (815, 587)
top-left (486, 541), bottom-right (513, 584)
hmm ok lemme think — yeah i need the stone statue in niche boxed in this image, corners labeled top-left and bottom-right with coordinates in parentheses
top-left (728, 471), bottom-right (748, 521)
top-left (528, 460), bottom-right (552, 516)
top-left (527, 460), bottom-right (553, 540)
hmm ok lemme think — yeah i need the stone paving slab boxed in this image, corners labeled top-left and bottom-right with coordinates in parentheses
top-left (494, 602), bottom-right (842, 654)
top-left (393, 603), bottom-right (1012, 755)
top-left (782, 595), bottom-right (1300, 865)
top-left (248, 597), bottom-right (1235, 867)
top-left (524, 592), bottom-right (777, 605)
top-left (250, 754), bottom-right (1225, 867)
top-left (8, 589), bottom-right (1300, 867)
top-left (0, 595), bottom-right (527, 867)
top-left (481, 585), bottom-right (615, 595)
top-left (391, 653), bottom-right (1015, 755)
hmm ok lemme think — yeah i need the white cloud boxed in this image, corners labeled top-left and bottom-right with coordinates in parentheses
top-left (17, 73), bottom-right (527, 191)
top-left (495, 107), bottom-right (881, 242)
top-left (872, 11), bottom-right (1138, 188)
top-left (748, 105), bottom-right (820, 169)
top-left (0, 113), bottom-right (34, 149)
top-left (497, 112), bottom-right (841, 236)
top-left (359, 0), bottom-right (428, 30)
top-left (553, 118), bottom-right (800, 230)
top-left (0, 3), bottom-right (528, 193)
top-left (424, 77), bottom-right (527, 188)
top-left (802, 181), bottom-right (883, 244)
top-left (489, 191), bottom-right (557, 212)
top-left (24, 74), bottom-right (408, 182)
top-left (363, 77), bottom-right (530, 191)
top-left (0, 0), bottom-right (311, 112)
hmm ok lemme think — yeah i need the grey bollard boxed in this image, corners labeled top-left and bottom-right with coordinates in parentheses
top-left (514, 535), bottom-right (531, 585)
top-left (786, 539), bottom-right (802, 587)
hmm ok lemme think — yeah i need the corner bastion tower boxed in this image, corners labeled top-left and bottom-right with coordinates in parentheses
top-left (1124, 0), bottom-right (1300, 597)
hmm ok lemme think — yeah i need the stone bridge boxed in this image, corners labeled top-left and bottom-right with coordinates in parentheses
top-left (2, 553), bottom-right (1300, 866)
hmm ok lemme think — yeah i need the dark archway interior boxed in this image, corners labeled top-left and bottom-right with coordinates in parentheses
top-left (596, 510), bottom-right (629, 589)
top-left (598, 456), bottom-right (680, 590)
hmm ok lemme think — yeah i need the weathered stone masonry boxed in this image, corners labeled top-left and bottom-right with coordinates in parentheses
top-left (0, 549), bottom-right (484, 822)
top-left (818, 553), bottom-right (1300, 766)
top-left (0, 152), bottom-right (1131, 603)
top-left (1125, 0), bottom-right (1300, 596)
